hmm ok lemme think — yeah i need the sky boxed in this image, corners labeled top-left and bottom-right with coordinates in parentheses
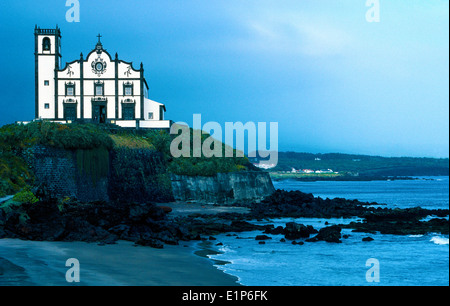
top-left (0, 0), bottom-right (448, 158)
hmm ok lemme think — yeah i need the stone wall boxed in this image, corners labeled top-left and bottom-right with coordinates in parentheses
top-left (30, 146), bottom-right (75, 197)
top-left (171, 171), bottom-right (275, 204)
top-left (27, 145), bottom-right (173, 203)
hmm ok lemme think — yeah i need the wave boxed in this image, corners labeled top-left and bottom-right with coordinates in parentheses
top-left (408, 234), bottom-right (423, 238)
top-left (430, 236), bottom-right (449, 245)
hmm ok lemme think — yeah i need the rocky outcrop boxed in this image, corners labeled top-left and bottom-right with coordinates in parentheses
top-left (27, 146), bottom-right (273, 205)
top-left (1, 187), bottom-right (448, 248)
top-left (263, 222), bottom-right (318, 240)
top-left (0, 199), bottom-right (193, 247)
top-left (171, 171), bottom-right (275, 204)
top-left (306, 225), bottom-right (342, 243)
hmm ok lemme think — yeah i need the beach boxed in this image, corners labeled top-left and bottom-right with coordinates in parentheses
top-left (0, 238), bottom-right (238, 286)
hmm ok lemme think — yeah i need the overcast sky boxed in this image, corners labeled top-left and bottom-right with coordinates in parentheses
top-left (0, 0), bottom-right (448, 157)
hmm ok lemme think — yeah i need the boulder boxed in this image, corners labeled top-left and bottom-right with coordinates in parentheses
top-left (128, 203), bottom-right (165, 223)
top-left (307, 225), bottom-right (342, 243)
top-left (283, 222), bottom-right (318, 240)
top-left (255, 235), bottom-right (272, 241)
top-left (135, 238), bottom-right (164, 249)
top-left (264, 225), bottom-right (284, 235)
top-left (159, 206), bottom-right (173, 214)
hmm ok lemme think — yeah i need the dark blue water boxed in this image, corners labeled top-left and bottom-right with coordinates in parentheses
top-left (273, 176), bottom-right (449, 210)
top-left (208, 177), bottom-right (449, 286)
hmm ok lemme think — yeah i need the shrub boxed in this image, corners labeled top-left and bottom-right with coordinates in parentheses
top-left (165, 127), bottom-right (255, 176)
top-left (0, 153), bottom-right (33, 197)
top-left (13, 187), bottom-right (39, 204)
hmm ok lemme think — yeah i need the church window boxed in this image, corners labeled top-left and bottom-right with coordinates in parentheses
top-left (148, 112), bottom-right (154, 120)
top-left (65, 83), bottom-right (75, 96)
top-left (44, 80), bottom-right (49, 86)
top-left (96, 85), bottom-right (103, 96)
top-left (95, 82), bottom-right (104, 96)
top-left (43, 37), bottom-right (51, 51)
top-left (123, 82), bottom-right (133, 96)
top-left (44, 103), bottom-right (50, 109)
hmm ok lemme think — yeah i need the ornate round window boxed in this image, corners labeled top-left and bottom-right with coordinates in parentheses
top-left (91, 57), bottom-right (107, 76)
top-left (95, 62), bottom-right (104, 72)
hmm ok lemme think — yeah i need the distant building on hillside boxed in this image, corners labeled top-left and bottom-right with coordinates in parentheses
top-left (315, 169), bottom-right (334, 174)
top-left (253, 163), bottom-right (276, 170)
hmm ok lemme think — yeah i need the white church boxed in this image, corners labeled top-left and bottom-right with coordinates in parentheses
top-left (34, 25), bottom-right (171, 129)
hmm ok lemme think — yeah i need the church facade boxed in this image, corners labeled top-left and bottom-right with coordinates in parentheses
top-left (34, 26), bottom-right (170, 129)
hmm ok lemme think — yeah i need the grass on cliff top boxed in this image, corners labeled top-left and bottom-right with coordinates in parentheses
top-left (0, 121), bottom-right (114, 151)
top-left (110, 134), bottom-right (154, 149)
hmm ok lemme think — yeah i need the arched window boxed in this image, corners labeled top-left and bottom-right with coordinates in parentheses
top-left (42, 37), bottom-right (51, 51)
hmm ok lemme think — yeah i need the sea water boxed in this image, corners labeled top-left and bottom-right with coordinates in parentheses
top-left (207, 176), bottom-right (449, 286)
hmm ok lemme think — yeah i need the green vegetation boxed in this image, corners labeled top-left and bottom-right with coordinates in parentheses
top-left (268, 152), bottom-right (449, 177)
top-left (0, 154), bottom-right (33, 197)
top-left (0, 121), bottom-right (114, 151)
top-left (166, 128), bottom-right (254, 176)
top-left (110, 134), bottom-right (153, 149)
top-left (12, 187), bottom-right (39, 204)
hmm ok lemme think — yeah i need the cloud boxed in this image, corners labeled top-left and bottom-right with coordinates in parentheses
top-left (212, 5), bottom-right (354, 58)
top-left (243, 14), bottom-right (352, 57)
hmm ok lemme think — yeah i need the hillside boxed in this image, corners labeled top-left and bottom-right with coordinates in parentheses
top-left (0, 121), bottom-right (255, 198)
top-left (255, 152), bottom-right (449, 177)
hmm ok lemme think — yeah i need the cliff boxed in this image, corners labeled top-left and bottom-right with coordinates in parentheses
top-left (24, 145), bottom-right (274, 205)
top-left (171, 171), bottom-right (275, 204)
top-left (0, 122), bottom-right (274, 205)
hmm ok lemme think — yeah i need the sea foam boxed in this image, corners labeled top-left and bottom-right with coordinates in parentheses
top-left (430, 236), bottom-right (449, 245)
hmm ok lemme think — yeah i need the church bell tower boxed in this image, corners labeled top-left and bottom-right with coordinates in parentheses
top-left (35, 25), bottom-right (62, 119)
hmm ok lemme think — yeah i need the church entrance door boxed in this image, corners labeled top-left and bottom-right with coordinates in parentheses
top-left (98, 105), bottom-right (106, 123)
top-left (92, 100), bottom-right (107, 124)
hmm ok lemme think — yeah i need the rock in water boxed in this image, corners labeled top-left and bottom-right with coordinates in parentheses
top-left (255, 235), bottom-right (272, 241)
top-left (307, 225), bottom-right (342, 243)
top-left (283, 222), bottom-right (318, 240)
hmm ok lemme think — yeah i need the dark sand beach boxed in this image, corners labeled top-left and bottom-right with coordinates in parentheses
top-left (0, 238), bottom-right (238, 286)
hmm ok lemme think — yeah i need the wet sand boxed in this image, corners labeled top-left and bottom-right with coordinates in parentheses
top-left (0, 238), bottom-right (239, 286)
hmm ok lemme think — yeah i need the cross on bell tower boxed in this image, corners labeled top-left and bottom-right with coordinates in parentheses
top-left (96, 33), bottom-right (103, 52)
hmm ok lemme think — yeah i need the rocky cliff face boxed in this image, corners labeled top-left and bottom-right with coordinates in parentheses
top-left (171, 171), bottom-right (275, 204)
top-left (26, 146), bottom-right (274, 205)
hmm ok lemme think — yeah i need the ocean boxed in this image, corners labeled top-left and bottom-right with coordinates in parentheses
top-left (207, 176), bottom-right (449, 286)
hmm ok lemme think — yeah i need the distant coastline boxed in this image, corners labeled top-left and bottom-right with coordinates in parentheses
top-left (252, 151), bottom-right (449, 179)
top-left (269, 173), bottom-right (445, 182)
